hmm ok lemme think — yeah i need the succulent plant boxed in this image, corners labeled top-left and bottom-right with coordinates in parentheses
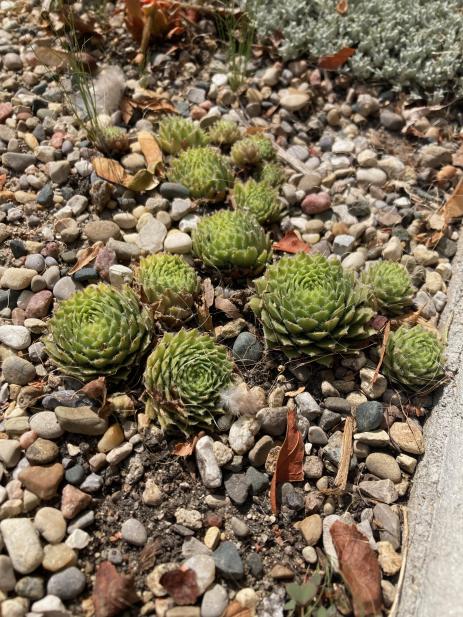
top-left (168, 146), bottom-right (234, 200)
top-left (250, 253), bottom-right (375, 364)
top-left (383, 324), bottom-right (445, 391)
top-left (251, 134), bottom-right (275, 160)
top-left (233, 178), bottom-right (283, 224)
top-left (231, 134), bottom-right (275, 167)
top-left (144, 328), bottom-right (234, 433)
top-left (100, 127), bottom-right (129, 154)
top-left (44, 284), bottom-right (152, 383)
top-left (257, 161), bottom-right (286, 187)
top-left (157, 116), bottom-right (209, 154)
top-left (192, 209), bottom-right (272, 274)
top-left (208, 119), bottom-right (241, 146)
top-left (362, 261), bottom-right (414, 316)
top-left (138, 254), bottom-right (200, 325)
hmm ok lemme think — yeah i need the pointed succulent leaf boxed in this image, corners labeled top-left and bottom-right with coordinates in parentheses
top-left (157, 116), bottom-right (208, 154)
top-left (233, 178), bottom-right (283, 224)
top-left (362, 261), bottom-right (414, 315)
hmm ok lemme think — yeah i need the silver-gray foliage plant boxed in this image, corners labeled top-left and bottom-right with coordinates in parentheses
top-left (246, 0), bottom-right (463, 100)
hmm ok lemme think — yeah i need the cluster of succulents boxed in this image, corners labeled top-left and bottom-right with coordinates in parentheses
top-left (233, 178), bottom-right (283, 224)
top-left (231, 134), bottom-right (274, 167)
top-left (44, 284), bottom-right (152, 383)
top-left (363, 261), bottom-right (414, 316)
top-left (144, 329), bottom-right (234, 433)
top-left (208, 119), bottom-right (241, 146)
top-left (250, 253), bottom-right (375, 365)
top-left (168, 146), bottom-right (234, 200)
top-left (247, 0), bottom-right (463, 99)
top-left (257, 161), bottom-right (286, 187)
top-left (157, 116), bottom-right (208, 154)
top-left (383, 324), bottom-right (445, 391)
top-left (138, 254), bottom-right (200, 325)
top-left (192, 209), bottom-right (272, 274)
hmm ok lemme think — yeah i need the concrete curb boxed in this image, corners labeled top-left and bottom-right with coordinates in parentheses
top-left (397, 234), bottom-right (463, 617)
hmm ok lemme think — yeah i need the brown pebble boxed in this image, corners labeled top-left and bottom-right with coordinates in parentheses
top-left (61, 484), bottom-right (92, 520)
top-left (25, 290), bottom-right (53, 319)
top-left (19, 463), bottom-right (64, 500)
top-left (269, 564), bottom-right (294, 580)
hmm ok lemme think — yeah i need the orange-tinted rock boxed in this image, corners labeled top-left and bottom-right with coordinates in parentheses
top-left (19, 463), bottom-right (64, 500)
top-left (61, 484), bottom-right (92, 520)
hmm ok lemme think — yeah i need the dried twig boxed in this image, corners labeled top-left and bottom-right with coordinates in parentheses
top-left (388, 506), bottom-right (409, 617)
top-left (334, 416), bottom-right (354, 491)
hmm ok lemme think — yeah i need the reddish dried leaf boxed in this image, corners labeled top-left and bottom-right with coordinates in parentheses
top-left (0, 174), bottom-right (6, 189)
top-left (172, 433), bottom-right (202, 457)
top-left (79, 376), bottom-right (107, 408)
top-left (435, 165), bottom-right (457, 185)
top-left (273, 231), bottom-right (311, 254)
top-left (159, 567), bottom-right (199, 605)
top-left (138, 131), bottom-right (163, 174)
top-left (138, 539), bottom-right (161, 572)
top-left (371, 314), bottom-right (388, 332)
top-left (336, 0), bottom-right (349, 14)
top-left (443, 176), bottom-right (463, 223)
top-left (270, 407), bottom-right (304, 514)
top-left (68, 243), bottom-right (102, 275)
top-left (330, 521), bottom-right (382, 617)
top-left (92, 157), bottom-right (157, 192)
top-left (93, 561), bottom-right (139, 617)
top-left (214, 296), bottom-right (242, 319)
top-left (372, 320), bottom-right (390, 384)
top-left (318, 47), bottom-right (355, 70)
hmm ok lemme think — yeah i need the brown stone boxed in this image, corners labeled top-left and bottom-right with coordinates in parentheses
top-left (301, 191), bottom-right (331, 214)
top-left (389, 421), bottom-right (424, 455)
top-left (25, 290), bottom-right (53, 319)
top-left (269, 564), bottom-right (294, 580)
top-left (297, 514), bottom-right (323, 546)
top-left (19, 463), bottom-right (64, 500)
top-left (26, 437), bottom-right (59, 465)
top-left (61, 484), bottom-right (92, 520)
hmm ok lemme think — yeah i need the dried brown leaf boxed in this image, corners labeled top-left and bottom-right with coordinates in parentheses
top-left (159, 567), bottom-right (199, 606)
top-left (79, 376), bottom-right (107, 409)
top-left (93, 561), bottom-right (139, 617)
top-left (224, 601), bottom-right (253, 617)
top-left (138, 131), bottom-right (163, 174)
top-left (336, 0), bottom-right (349, 14)
top-left (68, 243), bottom-right (102, 275)
top-left (318, 47), bottom-right (355, 70)
top-left (443, 176), bottom-right (463, 223)
top-left (214, 296), bottom-right (242, 319)
top-left (273, 231), bottom-right (311, 254)
top-left (172, 432), bottom-right (203, 457)
top-left (138, 539), bottom-right (161, 572)
top-left (270, 406), bottom-right (304, 514)
top-left (92, 157), bottom-right (157, 192)
top-left (372, 320), bottom-right (390, 384)
top-left (330, 521), bottom-right (382, 617)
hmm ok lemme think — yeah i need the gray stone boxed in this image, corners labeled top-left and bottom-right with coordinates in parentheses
top-left (333, 234), bottom-right (355, 256)
top-left (0, 440), bottom-right (21, 468)
top-left (201, 584), bottom-right (228, 617)
top-left (0, 555), bottom-right (16, 592)
top-left (47, 566), bottom-right (86, 600)
top-left (121, 518), bottom-right (147, 546)
top-left (84, 220), bottom-right (120, 243)
top-left (79, 473), bottom-right (103, 493)
top-left (256, 406), bottom-right (287, 436)
top-left (0, 325), bottom-right (31, 350)
top-left (224, 473), bottom-right (251, 505)
top-left (355, 401), bottom-right (384, 432)
top-left (318, 409), bottom-right (341, 432)
top-left (3, 52), bottom-right (22, 70)
top-left (380, 109), bottom-right (404, 131)
top-left (228, 416), bottom-right (260, 454)
top-left (55, 406), bottom-right (107, 435)
top-left (373, 503), bottom-right (401, 550)
top-left (2, 355), bottom-right (36, 385)
top-left (366, 452), bottom-right (402, 483)
top-left (1, 152), bottom-right (36, 172)
top-left (29, 411), bottom-right (64, 439)
top-left (307, 426), bottom-right (328, 446)
top-left (14, 575), bottom-right (44, 600)
top-left (295, 392), bottom-right (321, 420)
top-left (358, 479), bottom-right (399, 504)
top-left (137, 216), bottom-right (167, 253)
top-left (324, 397), bottom-right (351, 414)
top-left (0, 518), bottom-right (44, 574)
top-left (160, 182), bottom-right (190, 199)
top-left (47, 161), bottom-right (70, 184)
top-left (52, 277), bottom-right (77, 300)
top-left (213, 542), bottom-right (244, 579)
top-left (232, 332), bottom-right (263, 364)
top-left (248, 435), bottom-right (274, 467)
top-left (183, 554), bottom-right (215, 595)
top-left (195, 436), bottom-right (222, 489)
top-left (419, 144), bottom-right (452, 168)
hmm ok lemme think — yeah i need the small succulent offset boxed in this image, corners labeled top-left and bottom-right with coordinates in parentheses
top-left (257, 161), bottom-right (286, 187)
top-left (168, 146), bottom-right (234, 200)
top-left (44, 284), bottom-right (152, 383)
top-left (144, 328), bottom-right (234, 433)
top-left (233, 178), bottom-right (283, 224)
top-left (192, 209), bottom-right (272, 274)
top-left (231, 134), bottom-right (275, 167)
top-left (157, 116), bottom-right (208, 154)
top-left (208, 119), bottom-right (241, 147)
top-left (100, 126), bottom-right (129, 154)
top-left (383, 324), bottom-right (445, 391)
top-left (250, 253), bottom-right (374, 364)
top-left (362, 261), bottom-right (414, 316)
top-left (138, 254), bottom-right (200, 325)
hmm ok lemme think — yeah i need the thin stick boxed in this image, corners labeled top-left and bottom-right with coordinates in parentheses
top-left (334, 416), bottom-right (354, 491)
top-left (388, 506), bottom-right (409, 617)
top-left (274, 143), bottom-right (320, 176)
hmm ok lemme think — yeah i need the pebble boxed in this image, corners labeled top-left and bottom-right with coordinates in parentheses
top-left (354, 430), bottom-right (390, 447)
top-left (175, 508), bottom-right (202, 530)
top-left (54, 405), bottom-right (107, 435)
top-left (14, 576), bottom-right (44, 600)
top-left (2, 356), bottom-right (36, 385)
top-left (298, 514), bottom-right (322, 546)
top-left (1, 268), bottom-right (36, 290)
top-left (248, 435), bottom-right (274, 467)
top-left (0, 325), bottom-right (31, 350)
top-left (228, 416), bottom-right (260, 454)
top-left (358, 479), bottom-right (399, 504)
top-left (47, 566), bottom-right (86, 600)
top-left (256, 406), bottom-right (287, 436)
top-left (142, 478), bottom-right (164, 506)
top-left (164, 229), bottom-right (192, 254)
top-left (137, 216), bottom-right (167, 253)
top-left (0, 518), bottom-right (44, 574)
top-left (213, 542), bottom-right (244, 580)
top-left (366, 453), bottom-right (402, 483)
top-left (280, 91), bottom-right (310, 112)
top-left (1, 152), bottom-right (36, 172)
top-left (42, 543), bottom-right (77, 572)
top-left (195, 436), bottom-right (222, 489)
top-left (52, 276), bottom-right (77, 300)
top-left (34, 507), bottom-right (66, 544)
top-left (201, 584), bottom-right (228, 617)
top-left (66, 528), bottom-right (90, 550)
top-left (31, 595), bottom-right (68, 614)
top-left (355, 401), bottom-right (384, 432)
top-left (60, 484), bottom-right (92, 520)
top-left (360, 367), bottom-right (387, 399)
top-left (380, 109), bottom-right (404, 131)
top-left (0, 555), bottom-right (16, 592)
top-left (0, 440), bottom-right (21, 468)
top-left (26, 438), bottom-right (59, 465)
top-left (230, 516), bottom-right (250, 538)
top-left (97, 424), bottom-right (124, 453)
top-left (183, 554), bottom-right (215, 594)
top-left (390, 421), bottom-right (424, 454)
top-left (19, 463), bottom-right (64, 500)
top-left (232, 332), bottom-right (263, 364)
top-left (121, 518), bottom-right (147, 546)
top-left (84, 220), bottom-right (120, 243)
top-left (373, 503), bottom-right (401, 549)
top-left (224, 473), bottom-right (251, 505)
top-left (29, 411), bottom-right (64, 439)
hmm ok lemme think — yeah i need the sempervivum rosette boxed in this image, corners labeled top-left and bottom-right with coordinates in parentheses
top-left (168, 146), bottom-right (233, 200)
top-left (138, 253), bottom-right (200, 326)
top-left (362, 261), bottom-right (414, 316)
top-left (383, 324), bottom-right (445, 391)
top-left (44, 284), bottom-right (152, 383)
top-left (157, 116), bottom-right (208, 154)
top-left (192, 209), bottom-right (272, 275)
top-left (208, 119), bottom-right (241, 147)
top-left (250, 253), bottom-right (375, 364)
top-left (144, 328), bottom-right (234, 433)
top-left (233, 178), bottom-right (283, 224)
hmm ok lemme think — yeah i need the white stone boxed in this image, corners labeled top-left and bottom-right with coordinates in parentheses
top-left (0, 325), bottom-right (31, 350)
top-left (0, 518), bottom-right (44, 574)
top-left (228, 416), bottom-right (261, 455)
top-left (65, 529), bottom-right (90, 550)
top-left (183, 554), bottom-right (215, 594)
top-left (163, 230), bottom-right (192, 254)
top-left (382, 236), bottom-right (402, 261)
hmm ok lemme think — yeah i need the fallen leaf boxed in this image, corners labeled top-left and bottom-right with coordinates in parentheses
top-left (336, 0), bottom-right (349, 14)
top-left (442, 176), bottom-right (463, 223)
top-left (60, 7), bottom-right (104, 44)
top-left (124, 0), bottom-right (145, 41)
top-left (273, 231), bottom-right (311, 254)
top-left (138, 539), bottom-right (161, 572)
top-left (214, 296), bottom-right (242, 319)
top-left (159, 566), bottom-right (200, 606)
top-left (330, 520), bottom-right (382, 617)
top-left (285, 386), bottom-right (305, 398)
top-left (68, 243), bottom-right (102, 275)
top-left (172, 433), bottom-right (203, 457)
top-left (138, 131), bottom-right (163, 174)
top-left (79, 376), bottom-right (107, 409)
top-left (224, 601), bottom-right (253, 617)
top-left (318, 47), bottom-right (355, 70)
top-left (34, 46), bottom-right (97, 71)
top-left (270, 406), bottom-right (304, 514)
top-left (197, 278), bottom-right (214, 331)
top-left (93, 561), bottom-right (139, 617)
top-left (372, 320), bottom-right (390, 384)
top-left (92, 157), bottom-right (158, 192)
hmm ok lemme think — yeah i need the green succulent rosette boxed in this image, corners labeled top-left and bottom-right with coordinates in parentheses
top-left (168, 146), bottom-right (234, 200)
top-left (256, 161), bottom-right (286, 187)
top-left (233, 178), bottom-right (283, 224)
top-left (362, 261), bottom-right (414, 316)
top-left (192, 209), bottom-right (272, 274)
top-left (144, 328), bottom-right (234, 433)
top-left (250, 253), bottom-right (375, 364)
top-left (208, 119), bottom-right (241, 147)
top-left (138, 253), bottom-right (200, 325)
top-left (44, 283), bottom-right (152, 383)
top-left (383, 324), bottom-right (445, 391)
top-left (157, 116), bottom-right (208, 155)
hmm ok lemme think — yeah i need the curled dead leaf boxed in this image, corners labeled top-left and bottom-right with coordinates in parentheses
top-left (224, 601), bottom-right (253, 617)
top-left (442, 176), bottom-right (463, 223)
top-left (372, 321), bottom-right (390, 384)
top-left (318, 47), bottom-right (355, 70)
top-left (273, 231), bottom-right (310, 254)
top-left (214, 296), bottom-right (243, 319)
top-left (159, 566), bottom-right (200, 605)
top-left (92, 157), bottom-right (158, 192)
top-left (172, 432), bottom-right (204, 457)
top-left (336, 0), bottom-right (349, 14)
top-left (92, 561), bottom-right (139, 617)
top-left (67, 242), bottom-right (103, 275)
top-left (138, 131), bottom-right (163, 174)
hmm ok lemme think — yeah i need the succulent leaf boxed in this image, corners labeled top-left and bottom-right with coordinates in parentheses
top-left (144, 328), bottom-right (234, 433)
top-left (251, 253), bottom-right (375, 363)
top-left (44, 283), bottom-right (152, 383)
top-left (208, 119), bottom-right (241, 146)
top-left (168, 146), bottom-right (234, 200)
top-left (233, 178), bottom-right (283, 224)
top-left (192, 209), bottom-right (272, 274)
top-left (257, 161), bottom-right (286, 187)
top-left (383, 324), bottom-right (445, 391)
top-left (157, 116), bottom-right (208, 154)
top-left (362, 261), bottom-right (414, 315)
